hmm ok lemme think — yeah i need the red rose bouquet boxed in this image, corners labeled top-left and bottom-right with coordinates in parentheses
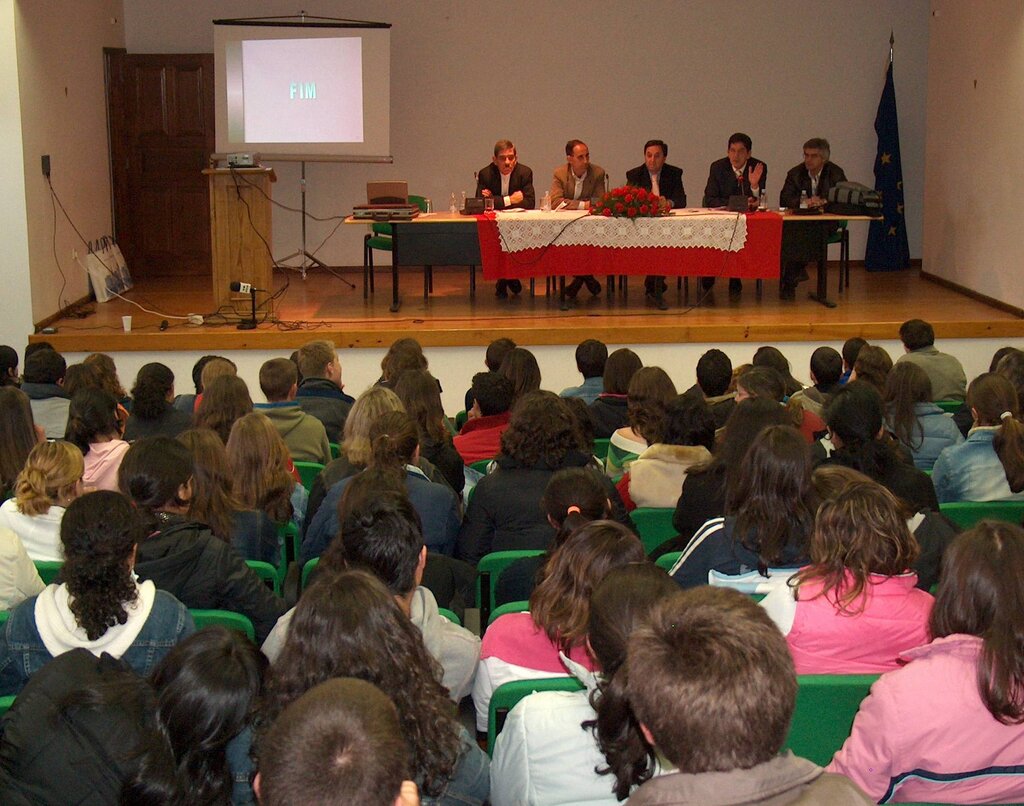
top-left (590, 185), bottom-right (671, 218)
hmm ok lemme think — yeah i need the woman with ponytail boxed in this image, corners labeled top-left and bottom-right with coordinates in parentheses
top-left (301, 409), bottom-right (460, 562)
top-left (933, 372), bottom-right (1024, 502)
top-left (65, 388), bottom-right (129, 492)
top-left (0, 441), bottom-right (84, 561)
top-left (491, 563), bottom-right (676, 805)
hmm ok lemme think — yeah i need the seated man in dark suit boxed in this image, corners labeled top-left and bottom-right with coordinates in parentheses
top-left (550, 139), bottom-right (607, 299)
top-left (626, 139), bottom-right (687, 300)
top-left (778, 137), bottom-right (848, 299)
top-left (702, 132), bottom-right (767, 298)
top-left (476, 139), bottom-right (536, 299)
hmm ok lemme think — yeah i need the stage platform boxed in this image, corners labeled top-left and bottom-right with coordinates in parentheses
top-left (32, 263), bottom-right (1024, 354)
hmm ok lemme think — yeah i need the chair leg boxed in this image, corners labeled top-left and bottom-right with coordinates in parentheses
top-left (469, 265), bottom-right (476, 297)
top-left (529, 277), bottom-right (535, 296)
top-left (756, 279), bottom-right (763, 298)
top-left (363, 243), bottom-right (369, 299)
top-left (842, 232), bottom-right (850, 290)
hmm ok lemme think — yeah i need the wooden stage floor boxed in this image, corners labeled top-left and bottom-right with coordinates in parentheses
top-left (35, 264), bottom-right (1024, 353)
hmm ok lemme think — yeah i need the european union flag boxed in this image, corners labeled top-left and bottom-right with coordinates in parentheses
top-left (865, 61), bottom-right (911, 271)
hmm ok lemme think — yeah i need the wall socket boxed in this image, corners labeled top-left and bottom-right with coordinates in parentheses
top-left (41, 155), bottom-right (50, 178)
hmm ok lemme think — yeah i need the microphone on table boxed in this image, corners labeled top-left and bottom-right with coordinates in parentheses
top-left (229, 281), bottom-right (265, 330)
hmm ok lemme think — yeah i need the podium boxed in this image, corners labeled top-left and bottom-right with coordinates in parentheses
top-left (203, 167), bottom-right (276, 313)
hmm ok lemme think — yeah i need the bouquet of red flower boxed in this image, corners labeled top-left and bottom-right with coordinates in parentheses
top-left (590, 185), bottom-right (671, 218)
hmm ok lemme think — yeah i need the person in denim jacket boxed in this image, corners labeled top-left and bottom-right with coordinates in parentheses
top-left (933, 373), bottom-right (1024, 503)
top-left (0, 491), bottom-right (193, 696)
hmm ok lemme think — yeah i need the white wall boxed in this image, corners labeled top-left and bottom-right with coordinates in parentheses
top-left (122, 0), bottom-right (929, 273)
top-left (923, 0), bottom-right (1024, 308)
top-left (13, 0), bottom-right (125, 325)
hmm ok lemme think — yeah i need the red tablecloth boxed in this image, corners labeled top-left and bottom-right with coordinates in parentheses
top-left (476, 212), bottom-right (783, 280)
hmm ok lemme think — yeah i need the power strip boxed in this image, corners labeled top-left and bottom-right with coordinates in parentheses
top-left (187, 314), bottom-right (204, 326)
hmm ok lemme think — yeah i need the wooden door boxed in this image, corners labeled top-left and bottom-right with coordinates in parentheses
top-left (106, 50), bottom-right (214, 278)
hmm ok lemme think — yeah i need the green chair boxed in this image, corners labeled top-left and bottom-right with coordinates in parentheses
top-left (438, 607), bottom-right (462, 627)
top-left (487, 677), bottom-right (585, 754)
top-left (939, 500), bottom-right (1024, 529)
top-left (328, 442), bottom-right (341, 460)
top-left (655, 551), bottom-right (682, 573)
top-left (246, 560), bottom-right (282, 596)
top-left (784, 674), bottom-right (879, 766)
top-left (278, 521), bottom-right (300, 568)
top-left (293, 461), bottom-right (324, 492)
top-left (829, 221), bottom-right (851, 292)
top-left (469, 458), bottom-right (494, 476)
top-left (33, 560), bottom-right (62, 585)
top-left (475, 550), bottom-right (545, 627)
top-left (363, 221), bottom-right (392, 297)
top-left (592, 438), bottom-right (611, 461)
top-left (0, 694), bottom-right (15, 716)
top-left (301, 557), bottom-right (320, 590)
top-left (629, 508), bottom-right (677, 555)
top-left (0, 610), bottom-right (9, 627)
top-left (934, 399), bottom-right (963, 414)
top-left (488, 600), bottom-right (530, 626)
top-left (454, 409), bottom-right (469, 431)
top-left (189, 609), bottom-right (256, 642)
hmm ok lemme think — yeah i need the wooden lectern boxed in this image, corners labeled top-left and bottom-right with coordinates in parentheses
top-left (203, 167), bottom-right (276, 313)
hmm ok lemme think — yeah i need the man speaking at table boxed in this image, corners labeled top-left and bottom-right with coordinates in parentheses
top-left (550, 139), bottom-right (607, 299)
top-left (476, 139), bottom-right (536, 299)
top-left (626, 139), bottom-right (687, 301)
top-left (702, 132), bottom-right (767, 299)
top-left (778, 137), bottom-right (847, 299)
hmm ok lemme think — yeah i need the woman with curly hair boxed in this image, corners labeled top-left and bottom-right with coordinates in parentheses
top-left (262, 568), bottom-right (490, 805)
top-left (0, 386), bottom-right (43, 497)
top-left (472, 520), bottom-right (646, 734)
top-left (179, 428), bottom-right (280, 564)
top-left (226, 412), bottom-right (305, 532)
top-left (605, 366), bottom-right (678, 477)
top-left (194, 374), bottom-right (253, 444)
top-left (0, 490), bottom-right (194, 696)
top-left (123, 362), bottom-right (192, 441)
top-left (65, 387), bottom-right (129, 492)
top-left (395, 368), bottom-right (464, 496)
top-left (456, 391), bottom-right (633, 564)
top-left (0, 440), bottom-right (84, 561)
top-left (491, 563), bottom-right (677, 805)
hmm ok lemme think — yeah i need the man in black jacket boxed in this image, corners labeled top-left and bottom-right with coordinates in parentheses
top-left (475, 139), bottom-right (535, 299)
top-left (294, 339), bottom-right (354, 443)
top-left (626, 139), bottom-right (687, 301)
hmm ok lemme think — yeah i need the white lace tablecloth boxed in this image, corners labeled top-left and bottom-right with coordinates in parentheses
top-left (494, 210), bottom-right (748, 253)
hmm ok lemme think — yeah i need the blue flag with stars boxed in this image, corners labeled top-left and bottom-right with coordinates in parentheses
top-left (865, 61), bottom-right (910, 271)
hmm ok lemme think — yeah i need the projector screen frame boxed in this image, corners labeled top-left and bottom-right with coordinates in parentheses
top-left (213, 14), bottom-right (392, 162)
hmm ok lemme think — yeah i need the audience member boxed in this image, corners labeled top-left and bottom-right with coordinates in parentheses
top-left (294, 339), bottom-right (354, 442)
top-left (883, 361), bottom-right (964, 470)
top-left (0, 491), bottom-right (194, 695)
top-left (119, 437), bottom-right (286, 643)
top-left (463, 338), bottom-right (516, 412)
top-left (0, 441), bottom-right (83, 561)
top-left (123, 362), bottom-right (192, 440)
top-left (685, 348), bottom-right (735, 428)
top-left (735, 365), bottom-right (827, 444)
top-left (83, 353), bottom-right (130, 411)
top-left (829, 522), bottom-right (1024, 804)
top-left (194, 357), bottom-right (238, 413)
top-left (194, 374), bottom-right (253, 444)
top-left (789, 346), bottom-right (843, 419)
top-left (752, 345), bottom-right (803, 397)
top-left (589, 348), bottom-right (643, 438)
top-left (255, 678), bottom-right (418, 806)
top-left (559, 339), bottom-right (608, 405)
top-left (933, 372), bottom-right (1024, 503)
top-left (498, 347), bottom-right (541, 404)
top-left (840, 336), bottom-right (868, 384)
top-left (760, 480), bottom-right (932, 673)
top-left (473, 520), bottom-right (645, 732)
top-left (254, 357), bottom-right (332, 465)
top-left (0, 386), bottom-right (43, 496)
top-left (378, 337), bottom-right (429, 389)
top-left (491, 563), bottom-right (677, 805)
top-left (0, 525), bottom-right (43, 611)
top-left (395, 369), bottom-right (465, 496)
top-left (454, 371), bottom-right (515, 464)
top-left (20, 348), bottom-right (69, 439)
top-left (61, 361), bottom-right (103, 399)
top-left (606, 367), bottom-right (677, 477)
top-left (895, 318), bottom-right (967, 402)
top-left (457, 392), bottom-right (632, 564)
top-left (226, 412), bottom-right (305, 532)
top-left (626, 586), bottom-right (872, 804)
top-left (671, 425), bottom-right (815, 590)
top-left (65, 388), bottom-right (129, 492)
top-left (0, 345), bottom-right (18, 386)
top-left (850, 344), bottom-right (893, 398)
top-left (172, 354), bottom-right (227, 413)
top-left (263, 568), bottom-right (490, 803)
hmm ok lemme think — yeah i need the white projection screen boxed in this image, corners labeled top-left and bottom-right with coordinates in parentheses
top-left (214, 20), bottom-right (391, 159)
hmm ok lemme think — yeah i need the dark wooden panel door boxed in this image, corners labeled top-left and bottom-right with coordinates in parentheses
top-left (106, 51), bottom-right (214, 278)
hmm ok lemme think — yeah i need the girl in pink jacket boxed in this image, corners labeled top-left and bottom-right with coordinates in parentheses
top-left (759, 479), bottom-right (933, 674)
top-left (829, 521), bottom-right (1024, 803)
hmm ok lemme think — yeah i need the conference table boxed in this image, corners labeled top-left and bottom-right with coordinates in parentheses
top-left (347, 209), bottom-right (872, 311)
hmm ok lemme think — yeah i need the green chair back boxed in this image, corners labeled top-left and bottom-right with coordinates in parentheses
top-left (469, 458), bottom-right (494, 475)
top-left (0, 694), bottom-right (15, 716)
top-left (488, 600), bottom-right (529, 626)
top-left (328, 442), bottom-right (342, 460)
top-left (939, 500), bottom-right (1024, 529)
top-left (278, 521), bottom-right (300, 568)
top-left (293, 461), bottom-right (325, 492)
top-left (655, 551), bottom-right (682, 573)
top-left (302, 557), bottom-right (320, 590)
top-left (629, 508), bottom-right (678, 555)
top-left (487, 677), bottom-right (585, 754)
top-left (437, 607), bottom-right (462, 627)
top-left (409, 194), bottom-right (429, 213)
top-left (934, 399), bottom-right (963, 414)
top-left (0, 610), bottom-right (8, 627)
top-left (784, 674), bottom-right (879, 766)
top-left (592, 438), bottom-right (611, 461)
top-left (246, 560), bottom-right (282, 596)
top-left (33, 560), bottom-right (62, 585)
top-left (454, 409), bottom-right (469, 431)
top-left (825, 220), bottom-right (848, 244)
top-left (189, 609), bottom-right (256, 642)
top-left (475, 550), bottom-right (545, 626)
